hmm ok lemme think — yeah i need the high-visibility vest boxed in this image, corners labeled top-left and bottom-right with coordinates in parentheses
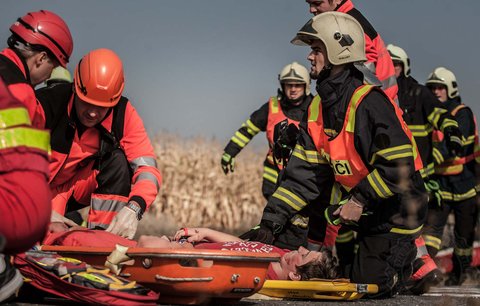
top-left (307, 85), bottom-right (422, 191)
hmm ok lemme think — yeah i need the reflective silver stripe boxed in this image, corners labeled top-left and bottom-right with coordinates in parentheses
top-left (91, 198), bottom-right (127, 212)
top-left (454, 247), bottom-right (473, 256)
top-left (364, 61), bottom-right (376, 74)
top-left (130, 156), bottom-right (157, 173)
top-left (381, 75), bottom-right (397, 90)
top-left (272, 187), bottom-right (307, 211)
top-left (134, 172), bottom-right (160, 189)
top-left (427, 108), bottom-right (447, 127)
top-left (329, 182), bottom-right (342, 205)
top-left (263, 166), bottom-right (279, 184)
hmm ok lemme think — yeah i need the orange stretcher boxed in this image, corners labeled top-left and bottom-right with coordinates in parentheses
top-left (41, 245), bottom-right (280, 305)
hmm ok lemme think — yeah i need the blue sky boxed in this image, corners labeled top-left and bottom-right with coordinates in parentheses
top-left (2, 1), bottom-right (479, 142)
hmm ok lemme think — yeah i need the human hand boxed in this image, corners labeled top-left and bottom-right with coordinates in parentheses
top-left (51, 210), bottom-right (78, 227)
top-left (173, 227), bottom-right (210, 243)
top-left (221, 152), bottom-right (235, 174)
top-left (105, 206), bottom-right (139, 239)
top-left (333, 196), bottom-right (364, 223)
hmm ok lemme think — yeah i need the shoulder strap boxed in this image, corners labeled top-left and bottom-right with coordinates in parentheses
top-left (112, 96), bottom-right (128, 141)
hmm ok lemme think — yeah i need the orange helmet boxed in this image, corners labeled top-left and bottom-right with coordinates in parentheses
top-left (74, 48), bottom-right (125, 107)
top-left (10, 10), bottom-right (73, 67)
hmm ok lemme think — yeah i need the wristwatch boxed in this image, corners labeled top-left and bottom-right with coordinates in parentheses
top-left (126, 202), bottom-right (143, 221)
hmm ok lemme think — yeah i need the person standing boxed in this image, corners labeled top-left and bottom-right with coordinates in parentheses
top-left (423, 67), bottom-right (479, 286)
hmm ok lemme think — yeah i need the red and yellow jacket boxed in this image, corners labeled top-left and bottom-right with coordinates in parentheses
top-left (36, 84), bottom-right (161, 213)
top-left (0, 48), bottom-right (45, 128)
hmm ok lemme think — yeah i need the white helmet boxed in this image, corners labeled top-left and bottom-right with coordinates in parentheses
top-left (387, 44), bottom-right (410, 77)
top-left (426, 67), bottom-right (459, 99)
top-left (291, 11), bottom-right (366, 65)
top-left (278, 61), bottom-right (311, 95)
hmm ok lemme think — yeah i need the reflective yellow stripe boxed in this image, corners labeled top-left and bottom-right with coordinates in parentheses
top-left (427, 107), bottom-right (447, 127)
top-left (243, 119), bottom-right (260, 135)
top-left (419, 162), bottom-right (435, 178)
top-left (390, 225), bottom-right (423, 235)
top-left (440, 188), bottom-right (476, 202)
top-left (231, 131), bottom-right (250, 148)
top-left (323, 128), bottom-right (338, 137)
top-left (432, 147), bottom-right (444, 164)
top-left (423, 235), bottom-right (441, 250)
top-left (367, 169), bottom-right (393, 199)
top-left (439, 118), bottom-right (458, 130)
top-left (272, 187), bottom-right (307, 211)
top-left (370, 144), bottom-right (414, 164)
top-left (0, 127), bottom-right (50, 152)
top-left (463, 135), bottom-right (476, 145)
top-left (291, 144), bottom-right (327, 164)
top-left (408, 125), bottom-right (433, 137)
top-left (308, 96), bottom-right (321, 122)
top-left (346, 85), bottom-right (374, 133)
top-left (0, 107), bottom-right (31, 128)
top-left (329, 182), bottom-right (342, 205)
top-left (263, 166), bottom-right (278, 184)
top-left (336, 230), bottom-right (354, 243)
top-left (454, 247), bottom-right (473, 256)
top-left (270, 97), bottom-right (279, 114)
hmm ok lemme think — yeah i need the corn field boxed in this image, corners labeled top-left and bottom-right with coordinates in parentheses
top-left (136, 132), bottom-right (267, 237)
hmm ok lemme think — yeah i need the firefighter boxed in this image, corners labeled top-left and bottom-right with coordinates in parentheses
top-left (423, 67), bottom-right (479, 286)
top-left (35, 48), bottom-right (162, 239)
top-left (45, 66), bottom-right (72, 87)
top-left (221, 61), bottom-right (313, 200)
top-left (0, 77), bottom-right (51, 302)
top-left (250, 12), bottom-right (428, 297)
top-left (305, 0), bottom-right (398, 102)
top-left (0, 10), bottom-right (73, 128)
top-left (387, 44), bottom-right (465, 293)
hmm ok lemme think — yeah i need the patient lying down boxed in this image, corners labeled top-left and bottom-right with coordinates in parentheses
top-left (45, 224), bottom-right (339, 281)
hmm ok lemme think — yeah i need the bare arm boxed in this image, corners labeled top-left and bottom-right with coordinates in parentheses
top-left (173, 228), bottom-right (242, 243)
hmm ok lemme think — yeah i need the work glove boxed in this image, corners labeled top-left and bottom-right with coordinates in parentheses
top-left (444, 126), bottom-right (463, 157)
top-left (51, 210), bottom-right (78, 227)
top-left (425, 179), bottom-right (442, 207)
top-left (238, 220), bottom-right (282, 245)
top-left (106, 205), bottom-right (139, 239)
top-left (221, 152), bottom-right (235, 174)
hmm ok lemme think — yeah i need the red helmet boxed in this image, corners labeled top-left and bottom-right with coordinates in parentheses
top-left (74, 48), bottom-right (125, 107)
top-left (10, 10), bottom-right (73, 67)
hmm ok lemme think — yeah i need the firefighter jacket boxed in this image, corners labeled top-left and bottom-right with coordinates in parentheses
top-left (0, 77), bottom-right (51, 253)
top-left (397, 75), bottom-right (458, 178)
top-left (262, 67), bottom-right (427, 235)
top-left (35, 83), bottom-right (161, 214)
top-left (0, 48), bottom-right (45, 128)
top-left (432, 97), bottom-right (478, 202)
top-left (336, 0), bottom-right (398, 101)
top-left (224, 93), bottom-right (312, 184)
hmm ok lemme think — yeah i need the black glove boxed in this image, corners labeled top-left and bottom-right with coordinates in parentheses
top-left (238, 220), bottom-right (282, 244)
top-left (221, 152), bottom-right (235, 174)
top-left (444, 126), bottom-right (463, 157)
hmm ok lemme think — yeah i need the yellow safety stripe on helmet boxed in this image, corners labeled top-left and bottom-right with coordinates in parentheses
top-left (369, 144), bottom-right (414, 164)
top-left (367, 169), bottom-right (393, 199)
top-left (439, 118), bottom-right (458, 131)
top-left (263, 166), bottom-right (279, 184)
top-left (270, 96), bottom-right (279, 114)
top-left (242, 119), bottom-right (260, 136)
top-left (423, 235), bottom-right (441, 250)
top-left (407, 124), bottom-right (432, 137)
top-left (231, 131), bottom-right (251, 148)
top-left (427, 107), bottom-right (447, 128)
top-left (454, 247), bottom-right (473, 256)
top-left (419, 162), bottom-right (435, 178)
top-left (329, 182), bottom-right (342, 205)
top-left (390, 225), bottom-right (423, 235)
top-left (272, 187), bottom-right (307, 211)
top-left (346, 85), bottom-right (374, 133)
top-left (440, 188), bottom-right (476, 202)
top-left (308, 95), bottom-right (321, 122)
top-left (0, 127), bottom-right (50, 153)
top-left (0, 107), bottom-right (31, 128)
top-left (432, 147), bottom-right (444, 164)
top-left (292, 144), bottom-right (327, 164)
top-left (335, 230), bottom-right (354, 243)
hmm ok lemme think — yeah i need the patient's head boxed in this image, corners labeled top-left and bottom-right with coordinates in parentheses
top-left (276, 246), bottom-right (339, 280)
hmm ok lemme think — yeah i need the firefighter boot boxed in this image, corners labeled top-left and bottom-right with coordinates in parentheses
top-left (444, 253), bottom-right (471, 286)
top-left (407, 254), bottom-right (443, 294)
